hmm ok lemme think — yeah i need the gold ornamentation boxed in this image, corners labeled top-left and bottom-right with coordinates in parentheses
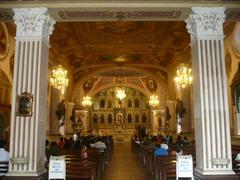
top-left (0, 23), bottom-right (9, 60)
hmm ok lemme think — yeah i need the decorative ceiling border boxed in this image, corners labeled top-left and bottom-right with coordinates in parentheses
top-left (1, 10), bottom-right (239, 22)
top-left (58, 10), bottom-right (182, 20)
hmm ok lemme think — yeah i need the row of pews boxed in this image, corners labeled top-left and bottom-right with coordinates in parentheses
top-left (132, 141), bottom-right (196, 180)
top-left (133, 142), bottom-right (240, 180)
top-left (54, 142), bottom-right (113, 180)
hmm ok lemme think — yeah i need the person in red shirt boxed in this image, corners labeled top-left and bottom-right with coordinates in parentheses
top-left (58, 137), bottom-right (65, 149)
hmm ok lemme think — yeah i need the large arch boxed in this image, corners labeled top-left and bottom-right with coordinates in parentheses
top-left (90, 82), bottom-right (150, 97)
top-left (72, 64), bottom-right (171, 100)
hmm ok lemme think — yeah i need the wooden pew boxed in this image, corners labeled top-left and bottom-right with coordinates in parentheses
top-left (66, 160), bottom-right (95, 180)
top-left (161, 161), bottom-right (177, 180)
top-left (64, 150), bottom-right (101, 179)
top-left (145, 148), bottom-right (155, 174)
top-left (133, 142), bottom-right (197, 180)
top-left (232, 160), bottom-right (240, 177)
top-left (154, 151), bottom-right (196, 180)
top-left (62, 147), bottom-right (110, 180)
top-left (154, 155), bottom-right (177, 180)
top-left (162, 157), bottom-right (196, 180)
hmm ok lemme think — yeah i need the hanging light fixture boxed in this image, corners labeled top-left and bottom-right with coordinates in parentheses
top-left (116, 88), bottom-right (126, 100)
top-left (149, 95), bottom-right (160, 107)
top-left (82, 96), bottom-right (92, 107)
top-left (115, 69), bottom-right (126, 100)
top-left (174, 63), bottom-right (193, 88)
top-left (50, 65), bottom-right (69, 95)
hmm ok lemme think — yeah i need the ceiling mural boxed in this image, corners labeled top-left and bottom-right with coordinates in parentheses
top-left (97, 69), bottom-right (144, 77)
top-left (50, 21), bottom-right (190, 82)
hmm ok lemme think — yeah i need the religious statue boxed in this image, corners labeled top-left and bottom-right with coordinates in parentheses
top-left (56, 100), bottom-right (66, 136)
top-left (158, 117), bottom-right (162, 129)
top-left (176, 99), bottom-right (185, 118)
top-left (56, 99), bottom-right (66, 121)
top-left (176, 99), bottom-right (185, 134)
top-left (117, 113), bottom-right (123, 124)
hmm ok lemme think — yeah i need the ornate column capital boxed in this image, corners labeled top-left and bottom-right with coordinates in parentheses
top-left (185, 7), bottom-right (225, 38)
top-left (13, 8), bottom-right (55, 41)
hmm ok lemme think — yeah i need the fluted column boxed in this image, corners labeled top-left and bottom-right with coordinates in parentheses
top-left (7, 8), bottom-right (55, 177)
top-left (186, 7), bottom-right (235, 178)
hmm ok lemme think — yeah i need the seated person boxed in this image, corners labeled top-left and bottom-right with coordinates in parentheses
top-left (81, 145), bottom-right (88, 159)
top-left (183, 136), bottom-right (190, 146)
top-left (154, 144), bottom-right (168, 156)
top-left (0, 141), bottom-right (10, 176)
top-left (90, 138), bottom-right (107, 153)
top-left (58, 137), bottom-right (65, 149)
top-left (49, 141), bottom-right (61, 156)
top-left (160, 138), bottom-right (168, 150)
top-left (235, 153), bottom-right (240, 161)
top-left (45, 140), bottom-right (50, 162)
top-left (176, 135), bottom-right (184, 147)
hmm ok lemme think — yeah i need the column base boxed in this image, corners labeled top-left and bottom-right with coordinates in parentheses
top-left (194, 168), bottom-right (238, 180)
top-left (3, 170), bottom-right (47, 180)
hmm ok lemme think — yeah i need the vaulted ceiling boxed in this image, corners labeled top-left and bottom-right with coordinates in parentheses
top-left (1, 0), bottom-right (238, 100)
top-left (50, 21), bottom-right (190, 81)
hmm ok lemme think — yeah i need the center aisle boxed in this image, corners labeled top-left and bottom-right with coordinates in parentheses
top-left (101, 142), bottom-right (154, 180)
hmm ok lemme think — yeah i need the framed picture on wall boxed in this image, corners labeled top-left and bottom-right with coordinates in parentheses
top-left (16, 91), bottom-right (33, 116)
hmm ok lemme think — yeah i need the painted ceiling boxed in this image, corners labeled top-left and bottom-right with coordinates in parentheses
top-left (50, 21), bottom-right (190, 81)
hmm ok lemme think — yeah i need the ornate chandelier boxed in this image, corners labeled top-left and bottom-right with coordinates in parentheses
top-left (50, 65), bottom-right (69, 95)
top-left (82, 96), bottom-right (92, 107)
top-left (149, 95), bottom-right (159, 107)
top-left (116, 88), bottom-right (126, 100)
top-left (174, 63), bottom-right (193, 88)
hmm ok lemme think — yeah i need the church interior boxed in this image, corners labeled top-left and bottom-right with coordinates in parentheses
top-left (0, 1), bottom-right (240, 179)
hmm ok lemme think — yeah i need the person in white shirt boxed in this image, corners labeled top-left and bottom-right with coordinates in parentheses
top-left (0, 141), bottom-right (9, 176)
top-left (160, 138), bottom-right (169, 150)
top-left (90, 138), bottom-right (107, 153)
top-left (235, 153), bottom-right (240, 161)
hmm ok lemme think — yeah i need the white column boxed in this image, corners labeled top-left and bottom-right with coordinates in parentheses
top-left (186, 7), bottom-right (235, 177)
top-left (8, 8), bottom-right (55, 177)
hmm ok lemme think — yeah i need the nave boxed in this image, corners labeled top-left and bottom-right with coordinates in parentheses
top-left (102, 142), bottom-right (154, 180)
top-left (0, 3), bottom-right (240, 180)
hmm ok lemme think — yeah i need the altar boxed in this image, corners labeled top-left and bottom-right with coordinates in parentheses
top-left (112, 131), bottom-right (133, 142)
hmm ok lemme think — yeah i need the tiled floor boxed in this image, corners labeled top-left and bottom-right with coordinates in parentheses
top-left (101, 143), bottom-right (154, 180)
